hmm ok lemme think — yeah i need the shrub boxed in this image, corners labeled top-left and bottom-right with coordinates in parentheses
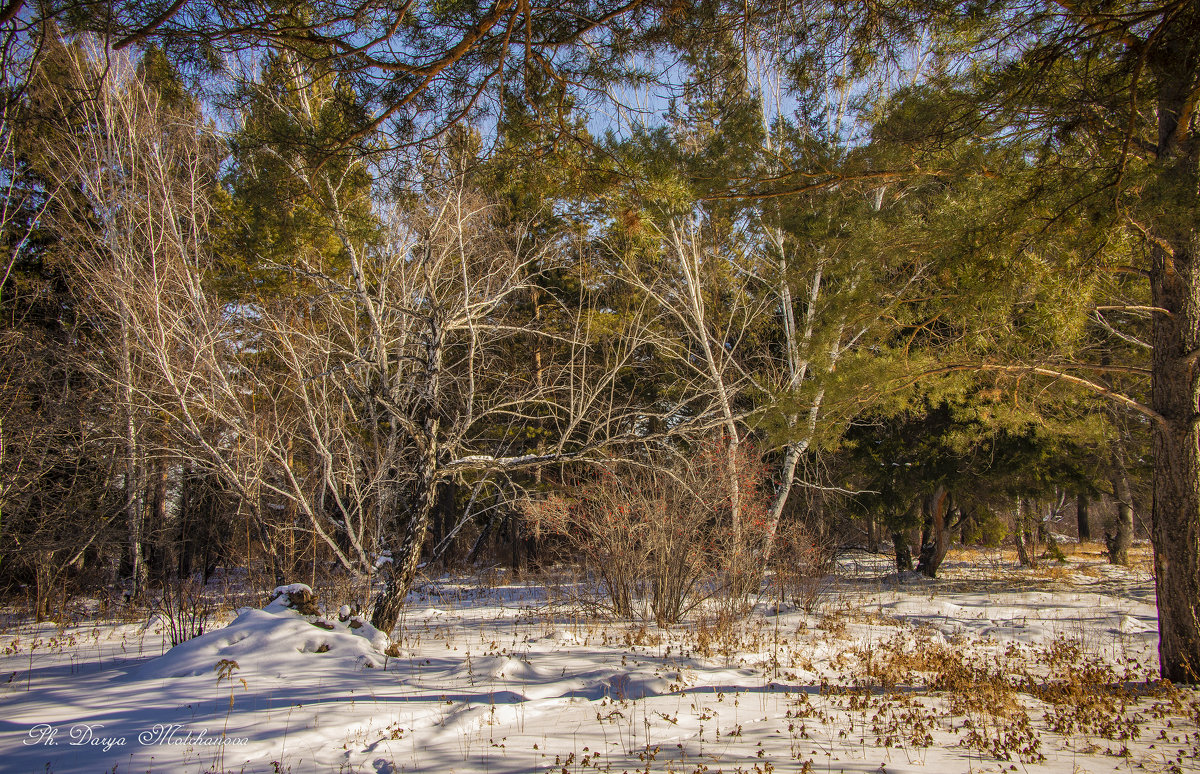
top-left (154, 576), bottom-right (213, 646)
top-left (767, 518), bottom-right (833, 613)
top-left (525, 438), bottom-right (771, 625)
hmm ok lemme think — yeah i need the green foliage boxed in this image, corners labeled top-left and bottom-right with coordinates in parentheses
top-left (2, 2), bottom-right (1179, 638)
top-left (844, 381), bottom-right (1111, 535)
top-left (959, 508), bottom-right (1009, 547)
top-left (217, 50), bottom-right (375, 301)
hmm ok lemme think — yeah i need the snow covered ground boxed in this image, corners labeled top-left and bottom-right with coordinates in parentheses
top-left (1, 545), bottom-right (1197, 773)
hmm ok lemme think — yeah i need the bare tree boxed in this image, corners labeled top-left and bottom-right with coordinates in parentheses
top-left (617, 219), bottom-right (768, 544)
top-left (292, 183), bottom-right (703, 633)
top-left (40, 42), bottom-right (716, 634)
top-left (0, 9), bottom-right (55, 584)
top-left (30, 38), bottom-right (215, 598)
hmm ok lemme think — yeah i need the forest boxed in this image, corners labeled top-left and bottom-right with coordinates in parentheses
top-left (1, 5), bottom-right (1199, 766)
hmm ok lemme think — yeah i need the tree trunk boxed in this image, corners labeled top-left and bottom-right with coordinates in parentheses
top-left (1039, 514), bottom-right (1065, 561)
top-left (1144, 32), bottom-right (1200, 683)
top-left (120, 321), bottom-right (147, 600)
top-left (1014, 499), bottom-right (1037, 569)
top-left (916, 486), bottom-right (950, 578)
top-left (1107, 459), bottom-right (1134, 566)
top-left (370, 480), bottom-right (434, 635)
top-left (178, 465), bottom-right (193, 579)
top-left (433, 479), bottom-right (456, 562)
top-left (467, 497), bottom-right (499, 565)
top-left (892, 530), bottom-right (912, 572)
top-left (146, 454), bottom-right (169, 581)
top-left (34, 553), bottom-right (52, 622)
top-left (761, 263), bottom-right (850, 569)
top-left (508, 510), bottom-right (523, 577)
top-left (1149, 228), bottom-right (1200, 680)
top-left (371, 441), bottom-right (437, 635)
top-left (1076, 491), bottom-right (1091, 542)
top-left (671, 225), bottom-right (743, 541)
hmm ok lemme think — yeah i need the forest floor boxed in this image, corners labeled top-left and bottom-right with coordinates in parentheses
top-left (1, 542), bottom-right (1198, 774)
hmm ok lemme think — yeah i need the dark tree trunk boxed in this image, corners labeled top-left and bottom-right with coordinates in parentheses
top-left (370, 484), bottom-right (434, 635)
top-left (892, 530), bottom-right (912, 572)
top-left (177, 464), bottom-right (196, 579)
top-left (370, 293), bottom-right (448, 636)
top-left (146, 455), bottom-right (169, 581)
top-left (508, 510), bottom-right (524, 576)
top-left (467, 501), bottom-right (499, 565)
top-left (917, 486), bottom-right (950, 578)
top-left (1076, 491), bottom-right (1091, 542)
top-left (1107, 458), bottom-right (1135, 566)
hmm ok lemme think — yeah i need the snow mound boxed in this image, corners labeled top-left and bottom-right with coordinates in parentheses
top-left (138, 605), bottom-right (388, 679)
top-left (271, 582), bottom-right (314, 599)
top-left (1115, 613), bottom-right (1154, 634)
top-left (475, 655), bottom-right (540, 680)
top-left (540, 628), bottom-right (579, 645)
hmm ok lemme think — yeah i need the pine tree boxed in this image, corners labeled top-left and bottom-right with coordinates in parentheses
top-left (860, 0), bottom-right (1200, 681)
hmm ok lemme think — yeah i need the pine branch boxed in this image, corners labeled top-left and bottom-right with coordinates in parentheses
top-left (919, 362), bottom-right (1165, 431)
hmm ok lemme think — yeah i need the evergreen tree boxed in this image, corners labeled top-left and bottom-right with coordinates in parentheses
top-left (854, 0), bottom-right (1199, 681)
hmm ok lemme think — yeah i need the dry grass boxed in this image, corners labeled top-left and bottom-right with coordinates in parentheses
top-left (938, 542), bottom-right (1156, 585)
top-left (831, 624), bottom-right (1200, 767)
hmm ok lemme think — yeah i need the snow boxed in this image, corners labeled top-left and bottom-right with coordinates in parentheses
top-left (1, 547), bottom-right (1197, 773)
top-left (137, 607), bottom-right (386, 679)
top-left (446, 453), bottom-right (542, 469)
top-left (270, 582), bottom-right (314, 600)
